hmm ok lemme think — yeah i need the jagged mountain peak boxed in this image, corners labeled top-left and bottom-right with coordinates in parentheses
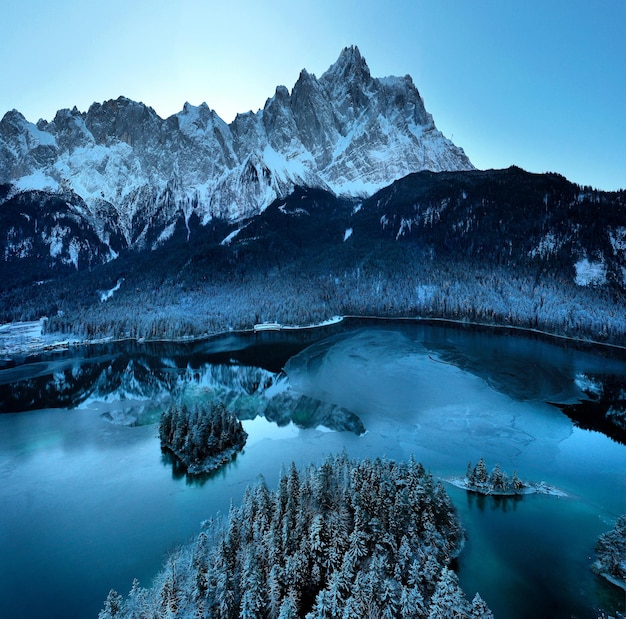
top-left (1, 109), bottom-right (27, 126)
top-left (321, 45), bottom-right (371, 86)
top-left (0, 47), bottom-right (474, 255)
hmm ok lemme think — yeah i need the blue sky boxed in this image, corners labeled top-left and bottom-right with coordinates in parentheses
top-left (2, 0), bottom-right (624, 190)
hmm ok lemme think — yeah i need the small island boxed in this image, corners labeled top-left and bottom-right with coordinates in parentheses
top-left (593, 514), bottom-right (626, 592)
top-left (448, 457), bottom-right (567, 497)
top-left (159, 400), bottom-right (247, 475)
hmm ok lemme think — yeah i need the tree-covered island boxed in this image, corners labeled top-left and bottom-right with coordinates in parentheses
top-left (100, 453), bottom-right (494, 618)
top-left (448, 457), bottom-right (567, 497)
top-left (159, 401), bottom-right (247, 475)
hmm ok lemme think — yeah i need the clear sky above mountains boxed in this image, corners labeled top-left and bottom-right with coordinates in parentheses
top-left (2, 0), bottom-right (624, 190)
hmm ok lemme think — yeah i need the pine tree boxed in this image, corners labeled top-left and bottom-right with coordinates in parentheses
top-left (427, 568), bottom-right (469, 619)
top-left (470, 592), bottom-right (495, 618)
top-left (489, 463), bottom-right (504, 490)
top-left (125, 579), bottom-right (148, 619)
top-left (473, 457), bottom-right (488, 485)
top-left (239, 549), bottom-right (264, 619)
top-left (99, 589), bottom-right (123, 619)
top-left (277, 593), bottom-right (298, 619)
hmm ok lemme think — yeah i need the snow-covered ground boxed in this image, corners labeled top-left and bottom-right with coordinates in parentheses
top-left (0, 319), bottom-right (77, 357)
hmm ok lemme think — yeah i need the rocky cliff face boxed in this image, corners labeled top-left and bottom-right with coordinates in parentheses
top-left (0, 46), bottom-right (473, 252)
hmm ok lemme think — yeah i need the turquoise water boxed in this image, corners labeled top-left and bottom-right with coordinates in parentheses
top-left (0, 323), bottom-right (624, 618)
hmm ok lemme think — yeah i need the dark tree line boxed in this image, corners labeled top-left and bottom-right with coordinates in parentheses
top-left (159, 401), bottom-right (247, 475)
top-left (100, 453), bottom-right (494, 618)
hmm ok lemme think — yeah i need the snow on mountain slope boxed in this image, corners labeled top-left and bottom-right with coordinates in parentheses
top-left (0, 46), bottom-right (473, 247)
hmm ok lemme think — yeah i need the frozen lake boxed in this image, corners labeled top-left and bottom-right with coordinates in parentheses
top-left (0, 321), bottom-right (624, 618)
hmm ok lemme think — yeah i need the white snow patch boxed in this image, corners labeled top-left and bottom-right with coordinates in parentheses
top-left (26, 121), bottom-right (56, 147)
top-left (574, 258), bottom-right (607, 286)
top-left (100, 278), bottom-right (124, 302)
top-left (46, 225), bottom-right (67, 258)
top-left (575, 373), bottom-right (603, 397)
top-left (221, 225), bottom-right (248, 245)
top-left (155, 222), bottom-right (176, 246)
top-left (0, 318), bottom-right (75, 356)
top-left (343, 228), bottom-right (353, 241)
top-left (67, 238), bottom-right (80, 269)
top-left (609, 227), bottom-right (626, 254)
top-left (396, 217), bottom-right (416, 239)
top-left (4, 237), bottom-right (32, 260)
top-left (530, 232), bottom-right (562, 259)
top-left (14, 170), bottom-right (59, 192)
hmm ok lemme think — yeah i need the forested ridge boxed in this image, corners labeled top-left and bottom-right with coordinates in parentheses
top-left (100, 453), bottom-right (494, 619)
top-left (2, 168), bottom-right (625, 345)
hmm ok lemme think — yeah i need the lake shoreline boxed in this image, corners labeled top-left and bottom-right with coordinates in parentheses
top-left (2, 313), bottom-right (626, 362)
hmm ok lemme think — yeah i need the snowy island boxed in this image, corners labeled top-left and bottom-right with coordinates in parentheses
top-left (593, 514), bottom-right (626, 592)
top-left (158, 401), bottom-right (247, 475)
top-left (448, 458), bottom-right (567, 497)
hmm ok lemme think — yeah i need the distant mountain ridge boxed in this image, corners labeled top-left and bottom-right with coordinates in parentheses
top-left (0, 46), bottom-right (472, 250)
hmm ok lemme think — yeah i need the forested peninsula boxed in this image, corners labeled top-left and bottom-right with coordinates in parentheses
top-left (99, 453), bottom-right (494, 619)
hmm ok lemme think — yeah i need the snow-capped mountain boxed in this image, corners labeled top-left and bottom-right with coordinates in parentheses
top-left (0, 46), bottom-right (472, 249)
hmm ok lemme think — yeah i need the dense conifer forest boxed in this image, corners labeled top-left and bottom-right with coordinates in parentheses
top-left (159, 401), bottom-right (247, 475)
top-left (99, 453), bottom-right (494, 619)
top-left (593, 515), bottom-right (626, 591)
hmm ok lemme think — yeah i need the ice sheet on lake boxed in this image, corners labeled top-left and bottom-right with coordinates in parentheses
top-left (284, 328), bottom-right (574, 466)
